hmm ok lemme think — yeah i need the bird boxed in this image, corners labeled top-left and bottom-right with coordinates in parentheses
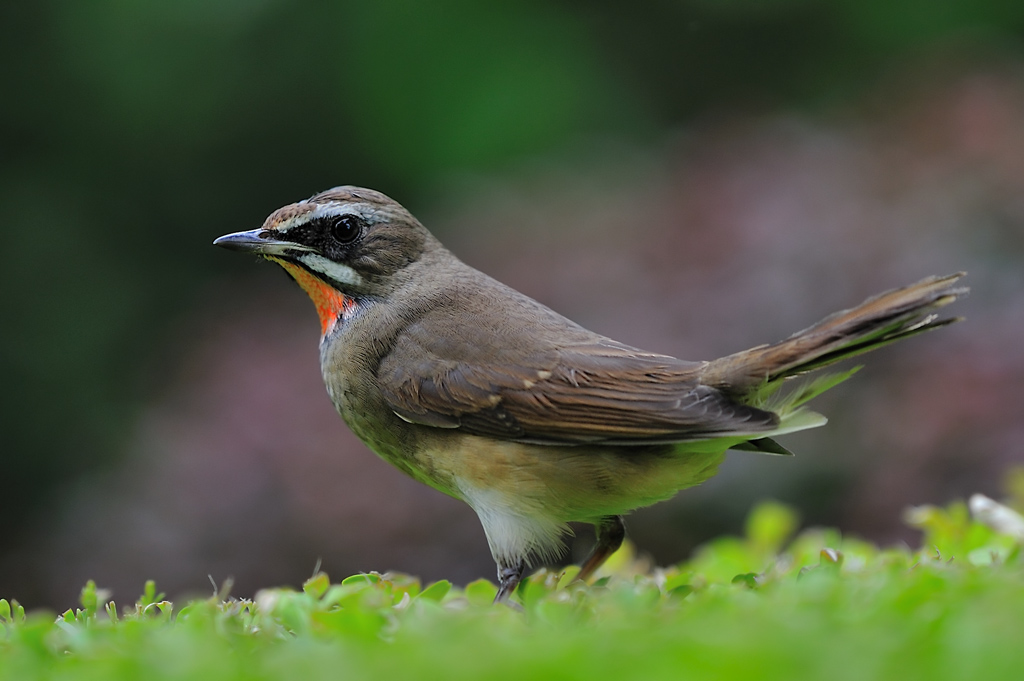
top-left (214, 186), bottom-right (967, 603)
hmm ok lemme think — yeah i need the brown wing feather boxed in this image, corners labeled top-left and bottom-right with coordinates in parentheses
top-left (379, 335), bottom-right (779, 446)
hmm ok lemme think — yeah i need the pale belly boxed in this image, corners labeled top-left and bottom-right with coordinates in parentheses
top-left (413, 432), bottom-right (728, 523)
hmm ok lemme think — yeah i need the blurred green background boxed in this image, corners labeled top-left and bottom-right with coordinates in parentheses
top-left (3, 0), bottom-right (1024, 609)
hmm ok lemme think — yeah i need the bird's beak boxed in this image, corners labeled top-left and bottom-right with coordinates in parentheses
top-left (213, 229), bottom-right (314, 256)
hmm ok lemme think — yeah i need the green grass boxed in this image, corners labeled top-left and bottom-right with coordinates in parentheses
top-left (3, 495), bottom-right (1023, 681)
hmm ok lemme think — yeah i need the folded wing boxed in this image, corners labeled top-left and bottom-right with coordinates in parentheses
top-left (379, 336), bottom-right (778, 446)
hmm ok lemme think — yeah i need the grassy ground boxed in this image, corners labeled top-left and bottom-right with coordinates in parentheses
top-left (2, 494), bottom-right (1023, 681)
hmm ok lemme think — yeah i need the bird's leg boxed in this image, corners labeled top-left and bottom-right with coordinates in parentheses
top-left (493, 558), bottom-right (527, 604)
top-left (576, 515), bottom-right (626, 583)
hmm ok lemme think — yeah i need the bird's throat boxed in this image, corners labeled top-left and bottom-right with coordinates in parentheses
top-left (272, 258), bottom-right (357, 336)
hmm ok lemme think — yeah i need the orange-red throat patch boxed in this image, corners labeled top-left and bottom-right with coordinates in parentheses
top-left (272, 258), bottom-right (357, 336)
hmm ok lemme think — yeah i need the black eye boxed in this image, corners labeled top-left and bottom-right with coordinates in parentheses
top-left (328, 214), bottom-right (363, 245)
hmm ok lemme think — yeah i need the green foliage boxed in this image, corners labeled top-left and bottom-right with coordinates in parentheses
top-left (2, 499), bottom-right (1023, 680)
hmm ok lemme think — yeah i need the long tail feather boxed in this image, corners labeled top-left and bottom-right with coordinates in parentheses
top-left (703, 273), bottom-right (968, 396)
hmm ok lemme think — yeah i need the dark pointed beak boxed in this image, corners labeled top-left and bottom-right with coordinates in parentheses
top-left (213, 229), bottom-right (314, 256)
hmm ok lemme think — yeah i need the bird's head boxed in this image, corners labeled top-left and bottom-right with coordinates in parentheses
top-left (214, 186), bottom-right (433, 335)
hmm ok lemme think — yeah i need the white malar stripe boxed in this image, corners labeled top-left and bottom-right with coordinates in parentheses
top-left (298, 253), bottom-right (363, 287)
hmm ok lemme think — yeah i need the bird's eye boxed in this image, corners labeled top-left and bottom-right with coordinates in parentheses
top-left (328, 214), bottom-right (363, 245)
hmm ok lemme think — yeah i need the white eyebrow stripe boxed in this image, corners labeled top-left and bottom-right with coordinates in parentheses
top-left (297, 253), bottom-right (363, 287)
top-left (275, 203), bottom-right (375, 233)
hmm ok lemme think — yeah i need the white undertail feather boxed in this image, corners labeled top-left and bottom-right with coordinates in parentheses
top-left (753, 366), bottom-right (864, 436)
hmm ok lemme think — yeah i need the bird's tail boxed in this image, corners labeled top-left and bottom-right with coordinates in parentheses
top-left (703, 272), bottom-right (968, 401)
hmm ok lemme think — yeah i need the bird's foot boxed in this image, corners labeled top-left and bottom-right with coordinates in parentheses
top-left (493, 559), bottom-right (527, 606)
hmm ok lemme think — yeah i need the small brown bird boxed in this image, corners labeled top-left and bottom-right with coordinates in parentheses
top-left (215, 186), bottom-right (966, 602)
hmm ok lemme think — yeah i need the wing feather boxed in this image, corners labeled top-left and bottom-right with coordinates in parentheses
top-left (378, 330), bottom-right (778, 445)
